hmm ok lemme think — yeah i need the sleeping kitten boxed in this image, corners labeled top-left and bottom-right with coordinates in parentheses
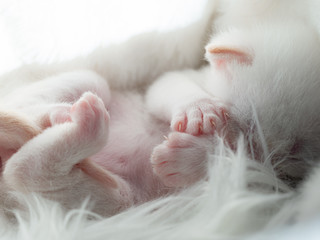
top-left (1, 0), bottom-right (320, 216)
top-left (0, 69), bottom-right (226, 215)
top-left (2, 18), bottom-right (320, 216)
top-left (148, 20), bottom-right (320, 183)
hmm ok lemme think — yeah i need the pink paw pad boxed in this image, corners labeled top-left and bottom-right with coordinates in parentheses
top-left (151, 132), bottom-right (208, 187)
top-left (171, 98), bottom-right (229, 136)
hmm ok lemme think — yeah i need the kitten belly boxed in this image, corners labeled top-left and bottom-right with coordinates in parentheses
top-left (91, 91), bottom-right (169, 200)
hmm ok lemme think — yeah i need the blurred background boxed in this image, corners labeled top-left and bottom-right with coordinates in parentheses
top-left (0, 0), bottom-right (206, 74)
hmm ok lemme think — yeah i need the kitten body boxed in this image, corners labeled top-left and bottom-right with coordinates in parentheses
top-left (1, 0), bottom-right (320, 215)
top-left (0, 69), bottom-right (221, 215)
top-left (148, 20), bottom-right (320, 179)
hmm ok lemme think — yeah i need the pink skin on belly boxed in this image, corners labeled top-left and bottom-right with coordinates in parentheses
top-left (90, 92), bottom-right (170, 201)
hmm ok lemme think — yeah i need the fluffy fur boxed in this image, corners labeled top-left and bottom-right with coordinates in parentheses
top-left (1, 0), bottom-right (320, 239)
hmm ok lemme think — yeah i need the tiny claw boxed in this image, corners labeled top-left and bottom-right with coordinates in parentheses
top-left (167, 172), bottom-right (179, 177)
top-left (199, 124), bottom-right (203, 134)
top-left (178, 122), bottom-right (182, 132)
top-left (163, 135), bottom-right (168, 140)
top-left (210, 119), bottom-right (216, 127)
top-left (223, 112), bottom-right (230, 121)
top-left (159, 161), bottom-right (168, 165)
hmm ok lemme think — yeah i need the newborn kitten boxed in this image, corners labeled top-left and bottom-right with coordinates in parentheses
top-left (147, 21), bottom-right (320, 184)
top-left (0, 69), bottom-right (227, 216)
top-left (1, 0), bottom-right (320, 216)
top-left (3, 18), bottom-right (320, 216)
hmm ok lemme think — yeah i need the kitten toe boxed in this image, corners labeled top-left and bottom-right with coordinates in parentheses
top-left (171, 98), bottom-right (229, 136)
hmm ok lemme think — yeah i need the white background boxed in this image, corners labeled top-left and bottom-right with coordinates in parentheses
top-left (0, 0), bottom-right (206, 73)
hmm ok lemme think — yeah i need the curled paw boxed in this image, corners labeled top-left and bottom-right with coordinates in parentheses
top-left (171, 98), bottom-right (229, 136)
top-left (151, 132), bottom-right (209, 187)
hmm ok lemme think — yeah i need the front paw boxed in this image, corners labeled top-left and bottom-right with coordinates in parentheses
top-left (171, 98), bottom-right (229, 136)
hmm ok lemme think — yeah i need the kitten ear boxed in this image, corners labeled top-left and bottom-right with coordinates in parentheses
top-left (205, 46), bottom-right (253, 68)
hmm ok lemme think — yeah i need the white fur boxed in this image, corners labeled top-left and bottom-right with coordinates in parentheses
top-left (1, 0), bottom-right (320, 239)
top-left (0, 138), bottom-right (295, 240)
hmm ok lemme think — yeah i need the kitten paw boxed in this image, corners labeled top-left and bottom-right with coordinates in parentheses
top-left (71, 92), bottom-right (110, 143)
top-left (151, 132), bottom-right (209, 187)
top-left (171, 98), bottom-right (228, 136)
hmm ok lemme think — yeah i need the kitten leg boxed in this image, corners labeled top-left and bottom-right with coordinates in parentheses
top-left (151, 132), bottom-right (213, 187)
top-left (3, 92), bottom-right (134, 215)
top-left (3, 92), bottom-right (109, 191)
top-left (0, 1), bottom-right (218, 92)
top-left (1, 70), bottom-right (111, 132)
top-left (146, 70), bottom-right (230, 136)
top-left (2, 70), bottom-right (110, 110)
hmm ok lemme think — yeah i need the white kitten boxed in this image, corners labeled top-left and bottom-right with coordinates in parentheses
top-left (0, 66), bottom-right (223, 215)
top-left (1, 0), bottom-right (320, 217)
top-left (148, 19), bottom-right (320, 183)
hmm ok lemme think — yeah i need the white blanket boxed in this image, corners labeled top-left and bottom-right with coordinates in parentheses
top-left (1, 138), bottom-right (318, 239)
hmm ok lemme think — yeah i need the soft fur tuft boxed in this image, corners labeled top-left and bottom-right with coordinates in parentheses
top-left (0, 137), bottom-right (300, 240)
top-left (2, 1), bottom-right (320, 239)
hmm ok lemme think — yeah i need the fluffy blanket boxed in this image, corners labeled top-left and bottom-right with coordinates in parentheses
top-left (1, 0), bottom-right (320, 239)
top-left (1, 138), bottom-right (318, 240)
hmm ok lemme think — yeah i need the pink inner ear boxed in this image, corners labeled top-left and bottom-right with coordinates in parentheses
top-left (207, 47), bottom-right (253, 68)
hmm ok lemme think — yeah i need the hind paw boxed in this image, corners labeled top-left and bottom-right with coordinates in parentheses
top-left (151, 132), bottom-right (209, 187)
